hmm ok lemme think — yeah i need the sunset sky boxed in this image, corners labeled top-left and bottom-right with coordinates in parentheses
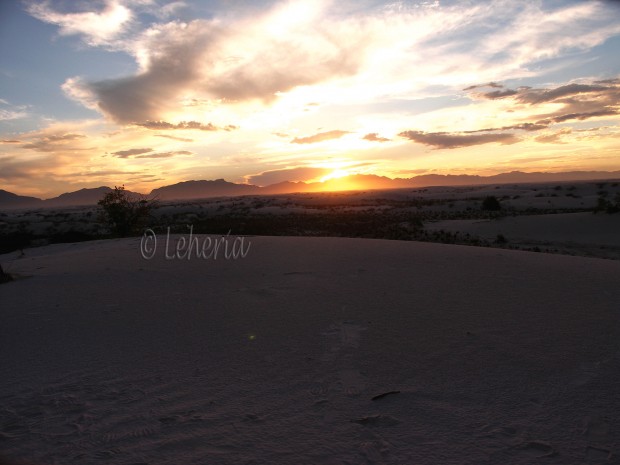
top-left (1, 0), bottom-right (620, 198)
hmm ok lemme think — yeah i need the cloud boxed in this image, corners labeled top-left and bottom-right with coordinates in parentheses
top-left (135, 120), bottom-right (237, 131)
top-left (246, 167), bottom-right (331, 186)
top-left (111, 148), bottom-right (153, 158)
top-left (27, 0), bottom-right (132, 46)
top-left (463, 79), bottom-right (620, 131)
top-left (465, 123), bottom-right (549, 133)
top-left (516, 83), bottom-right (611, 104)
top-left (291, 130), bottom-right (349, 144)
top-left (0, 100), bottom-right (28, 121)
top-left (21, 133), bottom-right (88, 152)
top-left (49, 0), bottom-right (620, 126)
top-left (363, 133), bottom-right (391, 142)
top-left (399, 130), bottom-right (518, 149)
top-left (463, 82), bottom-right (503, 91)
top-left (478, 89), bottom-right (520, 100)
top-left (135, 150), bottom-right (193, 159)
top-left (154, 134), bottom-right (193, 142)
top-left (545, 110), bottom-right (618, 123)
top-left (61, 3), bottom-right (364, 123)
top-left (535, 128), bottom-right (572, 144)
top-left (111, 148), bottom-right (193, 158)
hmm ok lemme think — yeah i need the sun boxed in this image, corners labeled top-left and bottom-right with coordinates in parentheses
top-left (319, 169), bottom-right (351, 183)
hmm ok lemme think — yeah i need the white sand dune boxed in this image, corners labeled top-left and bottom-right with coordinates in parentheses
top-left (1, 236), bottom-right (619, 464)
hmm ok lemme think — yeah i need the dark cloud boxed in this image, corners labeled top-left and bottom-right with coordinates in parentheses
top-left (463, 82), bottom-right (503, 91)
top-left (547, 109), bottom-right (618, 123)
top-left (246, 167), bottom-right (331, 186)
top-left (516, 83), bottom-right (611, 104)
top-left (136, 120), bottom-right (237, 131)
top-left (291, 130), bottom-right (349, 144)
top-left (111, 148), bottom-right (153, 158)
top-left (465, 79), bottom-right (620, 130)
top-left (467, 81), bottom-right (619, 108)
top-left (1, 139), bottom-right (22, 144)
top-left (363, 133), bottom-right (391, 142)
top-left (479, 89), bottom-right (519, 99)
top-left (399, 130), bottom-right (518, 149)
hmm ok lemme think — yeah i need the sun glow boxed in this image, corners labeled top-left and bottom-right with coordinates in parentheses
top-left (319, 168), bottom-right (351, 182)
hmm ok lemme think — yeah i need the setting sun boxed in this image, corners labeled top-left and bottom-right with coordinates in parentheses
top-left (319, 169), bottom-right (351, 183)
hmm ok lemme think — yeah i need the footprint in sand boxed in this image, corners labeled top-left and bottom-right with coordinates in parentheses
top-left (585, 445), bottom-right (612, 461)
top-left (582, 415), bottom-right (614, 461)
top-left (510, 440), bottom-right (556, 459)
top-left (582, 415), bottom-right (611, 443)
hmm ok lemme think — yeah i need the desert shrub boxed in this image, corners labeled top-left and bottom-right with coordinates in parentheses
top-left (594, 195), bottom-right (619, 214)
top-left (0, 264), bottom-right (12, 284)
top-left (481, 195), bottom-right (501, 211)
top-left (98, 186), bottom-right (156, 237)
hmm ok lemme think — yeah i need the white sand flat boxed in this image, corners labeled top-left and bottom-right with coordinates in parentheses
top-left (1, 236), bottom-right (619, 464)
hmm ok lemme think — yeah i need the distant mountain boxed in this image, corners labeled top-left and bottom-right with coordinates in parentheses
top-left (0, 186), bottom-right (145, 209)
top-left (44, 187), bottom-right (114, 207)
top-left (150, 179), bottom-right (260, 200)
top-left (3, 170), bottom-right (620, 209)
top-left (487, 170), bottom-right (620, 184)
top-left (407, 171), bottom-right (620, 187)
top-left (260, 181), bottom-right (311, 195)
top-left (0, 189), bottom-right (43, 209)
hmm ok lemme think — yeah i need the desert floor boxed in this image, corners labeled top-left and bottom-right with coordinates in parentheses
top-left (1, 235), bottom-right (619, 464)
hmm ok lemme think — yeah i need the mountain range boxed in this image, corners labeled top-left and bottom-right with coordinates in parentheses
top-left (2, 170), bottom-right (620, 209)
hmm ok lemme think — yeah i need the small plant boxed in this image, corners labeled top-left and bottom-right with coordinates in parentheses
top-left (593, 195), bottom-right (620, 214)
top-left (481, 195), bottom-right (501, 211)
top-left (0, 264), bottom-right (12, 284)
top-left (98, 185), bottom-right (156, 237)
top-left (495, 234), bottom-right (507, 244)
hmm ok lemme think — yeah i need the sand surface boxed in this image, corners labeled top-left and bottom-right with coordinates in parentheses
top-left (1, 236), bottom-right (619, 464)
top-left (426, 212), bottom-right (620, 259)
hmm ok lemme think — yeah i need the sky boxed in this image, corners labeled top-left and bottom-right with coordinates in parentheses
top-left (1, 0), bottom-right (620, 198)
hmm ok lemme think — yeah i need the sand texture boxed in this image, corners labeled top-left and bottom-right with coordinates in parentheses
top-left (1, 236), bottom-right (619, 464)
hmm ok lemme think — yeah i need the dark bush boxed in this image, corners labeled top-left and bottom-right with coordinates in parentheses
top-left (481, 196), bottom-right (501, 211)
top-left (0, 264), bottom-right (12, 284)
top-left (98, 185), bottom-right (156, 237)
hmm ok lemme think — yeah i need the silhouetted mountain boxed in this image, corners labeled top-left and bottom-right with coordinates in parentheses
top-left (261, 181), bottom-right (311, 195)
top-left (44, 187), bottom-right (143, 207)
top-left (3, 170), bottom-right (620, 208)
top-left (487, 170), bottom-right (620, 184)
top-left (44, 187), bottom-right (114, 207)
top-left (0, 189), bottom-right (43, 209)
top-left (150, 179), bottom-right (260, 200)
top-left (405, 171), bottom-right (620, 187)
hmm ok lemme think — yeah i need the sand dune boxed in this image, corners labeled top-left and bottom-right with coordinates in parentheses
top-left (1, 236), bottom-right (619, 464)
